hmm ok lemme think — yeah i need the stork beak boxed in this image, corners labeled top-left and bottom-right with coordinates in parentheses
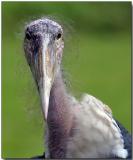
top-left (38, 36), bottom-right (56, 120)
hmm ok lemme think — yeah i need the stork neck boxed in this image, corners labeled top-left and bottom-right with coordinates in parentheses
top-left (48, 71), bottom-right (72, 126)
top-left (47, 71), bottom-right (73, 158)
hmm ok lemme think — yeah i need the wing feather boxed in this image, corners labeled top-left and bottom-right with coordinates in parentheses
top-left (66, 93), bottom-right (128, 158)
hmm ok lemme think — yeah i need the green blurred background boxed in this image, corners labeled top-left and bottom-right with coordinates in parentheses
top-left (2, 2), bottom-right (131, 158)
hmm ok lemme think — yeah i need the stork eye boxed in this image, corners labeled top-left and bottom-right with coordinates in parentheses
top-left (56, 33), bottom-right (62, 40)
top-left (26, 32), bottom-right (31, 40)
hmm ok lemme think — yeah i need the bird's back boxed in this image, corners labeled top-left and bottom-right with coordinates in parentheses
top-left (66, 94), bottom-right (129, 158)
top-left (115, 120), bottom-right (132, 158)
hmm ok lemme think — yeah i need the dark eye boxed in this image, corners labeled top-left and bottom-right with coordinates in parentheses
top-left (25, 32), bottom-right (31, 40)
top-left (56, 33), bottom-right (62, 40)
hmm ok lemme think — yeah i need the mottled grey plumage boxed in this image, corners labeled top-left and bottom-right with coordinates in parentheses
top-left (24, 18), bottom-right (131, 159)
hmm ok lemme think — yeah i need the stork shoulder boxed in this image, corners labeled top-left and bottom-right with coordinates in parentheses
top-left (80, 93), bottom-right (112, 116)
top-left (66, 93), bottom-right (128, 158)
top-left (79, 93), bottom-right (123, 134)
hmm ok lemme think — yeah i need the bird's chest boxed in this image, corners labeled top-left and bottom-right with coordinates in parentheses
top-left (65, 106), bottom-right (123, 158)
top-left (66, 125), bottom-right (112, 158)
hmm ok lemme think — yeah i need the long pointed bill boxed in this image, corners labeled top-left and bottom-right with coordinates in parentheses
top-left (39, 36), bottom-right (56, 120)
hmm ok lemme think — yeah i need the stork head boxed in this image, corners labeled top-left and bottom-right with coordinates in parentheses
top-left (24, 18), bottom-right (64, 120)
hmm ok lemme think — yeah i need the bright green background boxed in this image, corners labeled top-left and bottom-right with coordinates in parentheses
top-left (2, 2), bottom-right (131, 158)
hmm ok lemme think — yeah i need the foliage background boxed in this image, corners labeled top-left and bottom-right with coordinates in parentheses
top-left (2, 2), bottom-right (131, 158)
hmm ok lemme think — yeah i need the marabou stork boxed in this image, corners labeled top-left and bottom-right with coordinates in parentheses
top-left (24, 18), bottom-right (131, 159)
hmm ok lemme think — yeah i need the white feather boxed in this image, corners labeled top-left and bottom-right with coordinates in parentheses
top-left (66, 94), bottom-right (127, 158)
